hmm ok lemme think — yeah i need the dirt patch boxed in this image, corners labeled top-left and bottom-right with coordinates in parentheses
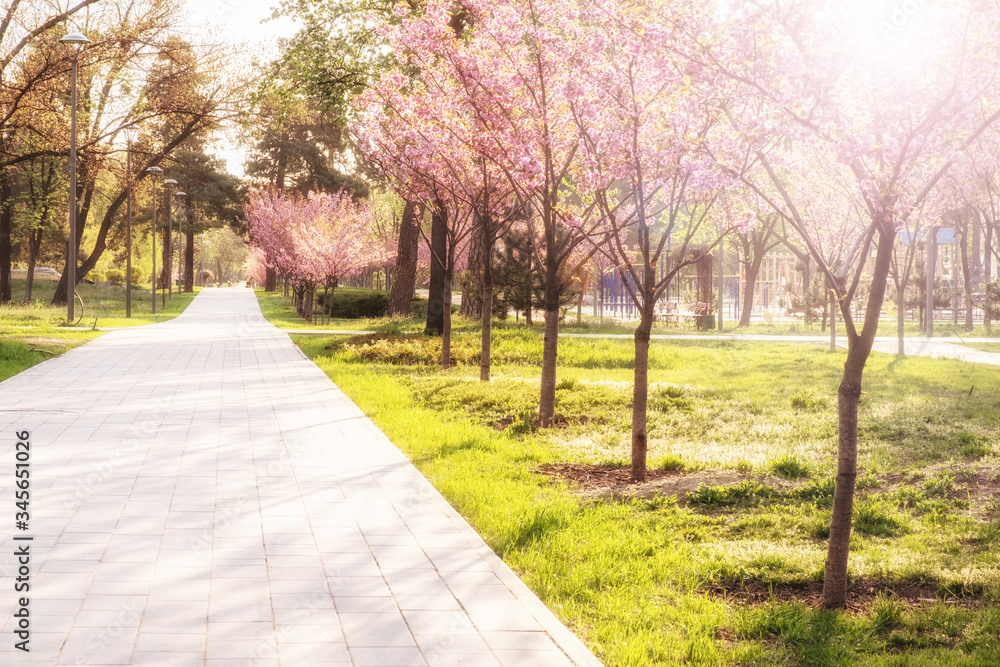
top-left (537, 462), bottom-right (789, 504)
top-left (19, 337), bottom-right (78, 349)
top-left (705, 577), bottom-right (982, 612)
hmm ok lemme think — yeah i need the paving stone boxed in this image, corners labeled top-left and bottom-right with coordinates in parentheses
top-left (0, 289), bottom-right (597, 667)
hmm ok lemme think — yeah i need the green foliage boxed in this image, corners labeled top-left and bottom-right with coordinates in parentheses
top-left (688, 481), bottom-right (776, 509)
top-left (853, 496), bottom-right (910, 537)
top-left (789, 389), bottom-right (826, 411)
top-left (769, 454), bottom-right (812, 479)
top-left (317, 288), bottom-right (389, 318)
top-left (105, 269), bottom-right (125, 284)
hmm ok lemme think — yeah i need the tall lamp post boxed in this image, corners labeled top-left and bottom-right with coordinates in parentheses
top-left (176, 196), bottom-right (188, 292)
top-left (145, 166), bottom-right (162, 314)
top-left (163, 178), bottom-right (178, 299)
top-left (125, 131), bottom-right (133, 318)
top-left (60, 32), bottom-right (90, 322)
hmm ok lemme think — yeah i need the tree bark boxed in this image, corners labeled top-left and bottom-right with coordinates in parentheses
top-left (0, 167), bottom-right (12, 304)
top-left (184, 231), bottom-right (194, 292)
top-left (539, 258), bottom-right (561, 427)
top-left (265, 267), bottom-right (277, 292)
top-left (441, 267), bottom-right (454, 370)
top-left (739, 255), bottom-right (765, 326)
top-left (425, 204), bottom-right (447, 335)
top-left (822, 225), bottom-right (895, 609)
top-left (631, 297), bottom-right (654, 482)
top-left (986, 222), bottom-right (993, 332)
top-left (24, 228), bottom-right (42, 304)
top-left (896, 284), bottom-right (905, 359)
top-left (480, 225), bottom-right (495, 382)
top-left (961, 214), bottom-right (973, 331)
top-left (388, 200), bottom-right (420, 316)
top-left (830, 284), bottom-right (837, 353)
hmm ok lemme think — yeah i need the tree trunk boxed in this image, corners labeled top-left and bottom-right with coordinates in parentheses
top-left (441, 268), bottom-right (454, 370)
top-left (631, 300), bottom-right (654, 482)
top-left (265, 267), bottom-right (277, 292)
top-left (538, 260), bottom-right (561, 427)
top-left (961, 216), bottom-right (973, 331)
top-left (425, 205), bottom-right (447, 335)
top-left (830, 285), bottom-right (837, 353)
top-left (896, 284), bottom-right (905, 359)
top-left (480, 230), bottom-right (495, 382)
top-left (184, 231), bottom-right (194, 293)
top-left (986, 222), bottom-right (993, 332)
top-left (739, 256), bottom-right (764, 326)
top-left (802, 258), bottom-right (813, 325)
top-left (24, 228), bottom-right (43, 304)
top-left (389, 200), bottom-right (421, 316)
top-left (822, 225), bottom-right (895, 609)
top-left (0, 168), bottom-right (12, 304)
top-left (952, 243), bottom-right (959, 327)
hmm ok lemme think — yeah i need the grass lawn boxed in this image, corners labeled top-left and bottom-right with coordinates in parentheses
top-left (260, 291), bottom-right (1000, 666)
top-left (0, 278), bottom-right (201, 383)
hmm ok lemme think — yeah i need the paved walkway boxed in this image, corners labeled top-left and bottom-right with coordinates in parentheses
top-left (0, 289), bottom-right (598, 666)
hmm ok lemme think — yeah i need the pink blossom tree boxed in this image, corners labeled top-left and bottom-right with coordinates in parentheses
top-left (244, 190), bottom-right (386, 323)
top-left (702, 0), bottom-right (1000, 608)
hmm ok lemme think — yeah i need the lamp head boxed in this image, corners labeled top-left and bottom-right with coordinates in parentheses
top-left (60, 33), bottom-right (91, 47)
top-left (163, 178), bottom-right (178, 186)
top-left (145, 166), bottom-right (162, 174)
top-left (176, 192), bottom-right (186, 197)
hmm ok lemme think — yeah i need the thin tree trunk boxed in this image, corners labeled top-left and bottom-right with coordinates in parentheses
top-left (425, 205), bottom-right (447, 335)
top-left (739, 257), bottom-right (764, 326)
top-left (538, 260), bottom-right (561, 427)
top-left (823, 226), bottom-right (895, 609)
top-left (441, 268), bottom-right (454, 370)
top-left (184, 231), bottom-right (194, 293)
top-left (896, 284), bottom-right (905, 358)
top-left (631, 301), bottom-right (654, 482)
top-left (480, 230), bottom-right (495, 382)
top-left (986, 222), bottom-right (993, 332)
top-left (24, 228), bottom-right (43, 304)
top-left (830, 286), bottom-right (837, 353)
top-left (265, 267), bottom-right (277, 292)
top-left (961, 216), bottom-right (974, 331)
top-left (389, 200), bottom-right (420, 316)
top-left (0, 168), bottom-right (12, 304)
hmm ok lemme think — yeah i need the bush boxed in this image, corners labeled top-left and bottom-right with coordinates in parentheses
top-left (129, 266), bottom-right (144, 284)
top-left (314, 288), bottom-right (389, 318)
top-left (87, 272), bottom-right (106, 283)
top-left (105, 269), bottom-right (125, 284)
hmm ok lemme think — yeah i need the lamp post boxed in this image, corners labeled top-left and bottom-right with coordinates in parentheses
top-left (163, 178), bottom-right (178, 299)
top-left (145, 166), bottom-right (162, 314)
top-left (174, 192), bottom-right (186, 293)
top-left (125, 132), bottom-right (133, 318)
top-left (60, 32), bottom-right (90, 322)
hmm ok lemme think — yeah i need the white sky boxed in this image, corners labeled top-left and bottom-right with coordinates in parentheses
top-left (181, 0), bottom-right (302, 177)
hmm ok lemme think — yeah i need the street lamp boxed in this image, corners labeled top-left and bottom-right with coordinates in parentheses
top-left (145, 166), bottom-right (162, 314)
top-left (61, 32), bottom-right (90, 322)
top-left (163, 178), bottom-right (178, 299)
top-left (125, 130), bottom-right (134, 318)
top-left (175, 194), bottom-right (187, 293)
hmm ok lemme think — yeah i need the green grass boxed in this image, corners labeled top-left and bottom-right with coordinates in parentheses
top-left (0, 278), bottom-right (201, 383)
top-left (269, 296), bottom-right (1000, 665)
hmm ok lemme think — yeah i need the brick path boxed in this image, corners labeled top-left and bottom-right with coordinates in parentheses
top-left (0, 288), bottom-right (599, 666)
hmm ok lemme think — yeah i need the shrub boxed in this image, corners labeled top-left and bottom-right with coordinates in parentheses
top-left (105, 269), bottom-right (125, 284)
top-left (87, 271), bottom-right (106, 283)
top-left (129, 266), bottom-right (144, 284)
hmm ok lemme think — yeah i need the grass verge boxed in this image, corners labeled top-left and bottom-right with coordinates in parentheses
top-left (271, 298), bottom-right (1000, 665)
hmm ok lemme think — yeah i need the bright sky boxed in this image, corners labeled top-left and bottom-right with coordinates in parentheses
top-left (181, 0), bottom-right (302, 177)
